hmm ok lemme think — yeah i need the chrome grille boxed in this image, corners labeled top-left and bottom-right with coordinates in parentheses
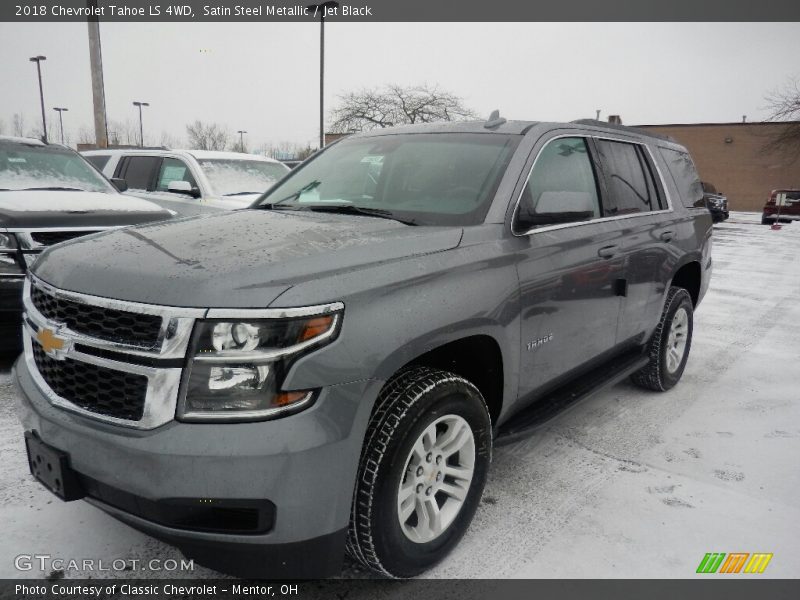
top-left (31, 284), bottom-right (163, 348)
top-left (22, 275), bottom-right (203, 429)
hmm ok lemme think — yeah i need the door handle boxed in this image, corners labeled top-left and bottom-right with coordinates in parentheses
top-left (597, 245), bottom-right (618, 259)
top-left (660, 230), bottom-right (675, 243)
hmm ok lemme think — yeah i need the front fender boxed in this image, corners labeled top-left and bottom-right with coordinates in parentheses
top-left (279, 242), bottom-right (521, 412)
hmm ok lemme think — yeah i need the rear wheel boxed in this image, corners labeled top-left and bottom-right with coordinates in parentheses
top-left (762, 215), bottom-right (774, 225)
top-left (631, 286), bottom-right (694, 392)
top-left (347, 367), bottom-right (492, 578)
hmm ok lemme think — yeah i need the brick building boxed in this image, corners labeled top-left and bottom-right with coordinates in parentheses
top-left (636, 121), bottom-right (800, 212)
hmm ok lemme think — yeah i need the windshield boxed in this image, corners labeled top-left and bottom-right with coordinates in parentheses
top-left (198, 159), bottom-right (290, 196)
top-left (257, 133), bottom-right (520, 226)
top-left (0, 141), bottom-right (114, 193)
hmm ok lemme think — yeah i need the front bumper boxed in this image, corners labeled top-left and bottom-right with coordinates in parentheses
top-left (708, 207), bottom-right (729, 223)
top-left (14, 356), bottom-right (381, 577)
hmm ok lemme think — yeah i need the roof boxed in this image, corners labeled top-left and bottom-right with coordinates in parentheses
top-left (0, 135), bottom-right (47, 146)
top-left (183, 149), bottom-right (282, 163)
top-left (339, 119), bottom-right (685, 149)
top-left (353, 119), bottom-right (539, 137)
top-left (81, 147), bottom-right (282, 163)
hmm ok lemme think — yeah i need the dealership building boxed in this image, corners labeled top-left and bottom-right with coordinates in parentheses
top-left (636, 121), bottom-right (800, 212)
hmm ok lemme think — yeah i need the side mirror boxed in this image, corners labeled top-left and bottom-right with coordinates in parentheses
top-left (167, 180), bottom-right (200, 198)
top-left (517, 190), bottom-right (595, 229)
top-left (110, 177), bottom-right (128, 192)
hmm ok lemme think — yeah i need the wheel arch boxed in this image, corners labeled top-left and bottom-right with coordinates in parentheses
top-left (375, 331), bottom-right (509, 427)
top-left (670, 259), bottom-right (702, 306)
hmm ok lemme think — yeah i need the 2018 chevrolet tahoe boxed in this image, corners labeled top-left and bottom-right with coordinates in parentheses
top-left (14, 117), bottom-right (712, 578)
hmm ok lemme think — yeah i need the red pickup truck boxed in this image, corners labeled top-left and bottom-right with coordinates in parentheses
top-left (762, 189), bottom-right (800, 225)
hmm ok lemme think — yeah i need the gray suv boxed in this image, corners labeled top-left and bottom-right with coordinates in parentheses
top-left (14, 117), bottom-right (712, 578)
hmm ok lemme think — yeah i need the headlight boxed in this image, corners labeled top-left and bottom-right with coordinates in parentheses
top-left (178, 309), bottom-right (343, 422)
top-left (0, 233), bottom-right (23, 276)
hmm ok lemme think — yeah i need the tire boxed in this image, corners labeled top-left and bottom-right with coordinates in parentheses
top-left (630, 286), bottom-right (694, 392)
top-left (762, 216), bottom-right (773, 225)
top-left (346, 366), bottom-right (492, 578)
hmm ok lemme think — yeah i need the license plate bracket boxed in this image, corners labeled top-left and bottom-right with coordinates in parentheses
top-left (24, 432), bottom-right (84, 501)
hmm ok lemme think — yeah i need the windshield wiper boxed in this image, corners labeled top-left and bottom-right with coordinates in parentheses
top-left (300, 204), bottom-right (418, 226)
top-left (22, 186), bottom-right (86, 192)
top-left (223, 191), bottom-right (264, 196)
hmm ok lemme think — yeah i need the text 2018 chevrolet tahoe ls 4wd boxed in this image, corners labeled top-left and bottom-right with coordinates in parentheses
top-left (15, 118), bottom-right (712, 578)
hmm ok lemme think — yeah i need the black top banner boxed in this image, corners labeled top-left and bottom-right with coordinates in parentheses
top-left (3, 0), bottom-right (800, 22)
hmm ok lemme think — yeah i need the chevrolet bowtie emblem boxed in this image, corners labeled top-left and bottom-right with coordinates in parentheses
top-left (37, 328), bottom-right (66, 355)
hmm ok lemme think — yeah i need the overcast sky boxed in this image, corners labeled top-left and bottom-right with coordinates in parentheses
top-left (0, 22), bottom-right (798, 150)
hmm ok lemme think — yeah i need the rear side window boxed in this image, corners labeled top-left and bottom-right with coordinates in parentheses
top-left (595, 140), bottom-right (659, 215)
top-left (118, 156), bottom-right (159, 191)
top-left (85, 154), bottom-right (110, 170)
top-left (660, 147), bottom-right (704, 208)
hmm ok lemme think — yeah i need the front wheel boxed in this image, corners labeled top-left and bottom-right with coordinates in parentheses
top-left (631, 286), bottom-right (694, 391)
top-left (346, 367), bottom-right (492, 578)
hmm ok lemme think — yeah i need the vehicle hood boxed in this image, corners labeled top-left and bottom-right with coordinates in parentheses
top-left (32, 209), bottom-right (464, 307)
top-left (207, 193), bottom-right (263, 209)
top-left (0, 190), bottom-right (173, 228)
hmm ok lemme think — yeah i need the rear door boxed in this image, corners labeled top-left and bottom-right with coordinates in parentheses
top-left (114, 155), bottom-right (160, 194)
top-left (593, 138), bottom-right (678, 345)
top-left (115, 155), bottom-right (213, 216)
top-left (513, 135), bottom-right (625, 397)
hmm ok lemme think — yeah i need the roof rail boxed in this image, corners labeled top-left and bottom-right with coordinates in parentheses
top-left (571, 119), bottom-right (676, 142)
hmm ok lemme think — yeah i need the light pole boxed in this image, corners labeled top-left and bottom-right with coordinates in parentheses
top-left (132, 101), bottom-right (149, 147)
top-left (237, 130), bottom-right (247, 152)
top-left (53, 107), bottom-right (69, 145)
top-left (307, 2), bottom-right (339, 149)
top-left (29, 56), bottom-right (48, 142)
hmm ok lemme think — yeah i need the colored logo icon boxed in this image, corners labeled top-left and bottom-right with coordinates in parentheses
top-left (696, 553), bottom-right (773, 574)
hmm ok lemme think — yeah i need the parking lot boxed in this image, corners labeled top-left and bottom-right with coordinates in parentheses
top-left (0, 212), bottom-right (798, 580)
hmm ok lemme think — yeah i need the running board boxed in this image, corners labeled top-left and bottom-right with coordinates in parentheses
top-left (494, 350), bottom-right (650, 446)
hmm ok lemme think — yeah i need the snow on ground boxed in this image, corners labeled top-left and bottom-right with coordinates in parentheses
top-left (0, 212), bottom-right (798, 580)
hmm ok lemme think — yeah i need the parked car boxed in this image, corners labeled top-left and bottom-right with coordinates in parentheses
top-left (15, 117), bottom-right (712, 578)
top-left (0, 136), bottom-right (174, 353)
top-left (83, 149), bottom-right (290, 216)
top-left (761, 188), bottom-right (800, 225)
top-left (701, 181), bottom-right (729, 223)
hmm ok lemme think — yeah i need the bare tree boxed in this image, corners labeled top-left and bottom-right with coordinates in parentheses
top-left (261, 140), bottom-right (310, 160)
top-left (27, 126), bottom-right (43, 140)
top-left (763, 77), bottom-right (800, 162)
top-left (107, 119), bottom-right (139, 146)
top-left (185, 120), bottom-right (229, 150)
top-left (296, 145), bottom-right (315, 160)
top-left (77, 125), bottom-right (95, 146)
top-left (159, 130), bottom-right (181, 149)
top-left (328, 84), bottom-right (478, 133)
top-left (13, 113), bottom-right (25, 137)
